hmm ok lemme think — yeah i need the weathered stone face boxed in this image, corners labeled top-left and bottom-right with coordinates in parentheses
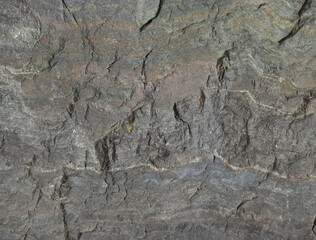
top-left (136, 0), bottom-right (161, 31)
top-left (0, 0), bottom-right (315, 239)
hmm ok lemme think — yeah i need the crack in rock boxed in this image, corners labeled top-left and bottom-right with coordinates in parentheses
top-left (216, 50), bottom-right (230, 87)
top-left (236, 196), bottom-right (258, 212)
top-left (136, 0), bottom-right (162, 31)
top-left (278, 0), bottom-right (312, 44)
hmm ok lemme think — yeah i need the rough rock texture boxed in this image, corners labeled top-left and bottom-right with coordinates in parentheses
top-left (0, 0), bottom-right (316, 239)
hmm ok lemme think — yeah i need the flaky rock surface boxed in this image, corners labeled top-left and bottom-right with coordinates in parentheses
top-left (0, 0), bottom-right (315, 239)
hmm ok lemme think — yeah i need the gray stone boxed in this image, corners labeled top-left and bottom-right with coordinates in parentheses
top-left (136, 0), bottom-right (161, 31)
top-left (0, 0), bottom-right (315, 239)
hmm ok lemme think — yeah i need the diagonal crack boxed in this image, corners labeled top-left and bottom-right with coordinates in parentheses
top-left (23, 227), bottom-right (31, 240)
top-left (95, 137), bottom-right (111, 172)
top-left (189, 183), bottom-right (203, 204)
top-left (140, 49), bottom-right (153, 88)
top-left (34, 185), bottom-right (43, 209)
top-left (42, 38), bottom-right (66, 72)
top-left (189, 164), bottom-right (210, 204)
top-left (60, 202), bottom-right (69, 240)
top-left (57, 169), bottom-right (70, 240)
top-left (199, 88), bottom-right (206, 112)
top-left (278, 23), bottom-right (304, 44)
top-left (216, 50), bottom-right (230, 87)
top-left (0, 130), bottom-right (7, 153)
top-left (173, 102), bottom-right (192, 137)
top-left (107, 50), bottom-right (119, 73)
top-left (236, 195), bottom-right (258, 212)
top-left (61, 0), bottom-right (80, 28)
top-left (278, 0), bottom-right (311, 44)
top-left (257, 3), bottom-right (267, 10)
top-left (139, 0), bottom-right (163, 32)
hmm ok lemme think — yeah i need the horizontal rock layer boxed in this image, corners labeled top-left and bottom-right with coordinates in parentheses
top-left (0, 0), bottom-right (315, 239)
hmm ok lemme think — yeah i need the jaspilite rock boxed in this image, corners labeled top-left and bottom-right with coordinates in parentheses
top-left (0, 0), bottom-right (315, 239)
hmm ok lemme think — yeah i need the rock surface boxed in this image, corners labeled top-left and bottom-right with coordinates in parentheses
top-left (0, 0), bottom-right (315, 239)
